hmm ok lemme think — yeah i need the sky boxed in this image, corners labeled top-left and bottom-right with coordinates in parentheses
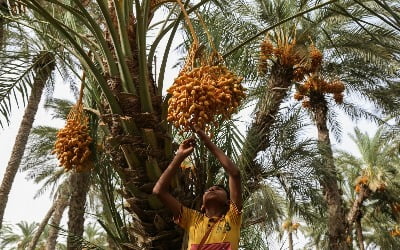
top-left (0, 61), bottom-right (379, 250)
top-left (0, 20), bottom-right (184, 226)
top-left (0, 83), bottom-right (71, 226)
top-left (0, 70), bottom-right (375, 227)
top-left (0, 10), bottom-right (379, 248)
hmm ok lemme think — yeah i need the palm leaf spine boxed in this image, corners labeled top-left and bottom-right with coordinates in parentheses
top-left (156, 11), bottom-right (180, 95)
top-left (147, 0), bottom-right (210, 67)
top-left (147, 5), bottom-right (177, 68)
top-left (23, 0), bottom-right (116, 74)
top-left (113, 0), bottom-right (133, 59)
top-left (353, 0), bottom-right (400, 32)
top-left (21, 0), bottom-right (122, 114)
top-left (69, 0), bottom-right (119, 74)
top-left (95, 0), bottom-right (137, 94)
top-left (135, 0), bottom-right (154, 113)
top-left (223, 0), bottom-right (339, 58)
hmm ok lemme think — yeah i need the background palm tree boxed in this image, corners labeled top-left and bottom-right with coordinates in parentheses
top-left (0, 51), bottom-right (56, 229)
top-left (336, 126), bottom-right (400, 248)
top-left (0, 1), bottom-right (83, 229)
top-left (7, 0), bottom-right (253, 248)
top-left (0, 221), bottom-right (44, 249)
top-left (0, 0), bottom-right (399, 248)
top-left (20, 97), bottom-right (125, 249)
top-left (83, 222), bottom-right (108, 248)
top-left (191, 0), bottom-right (400, 248)
top-left (19, 122), bottom-right (70, 250)
top-left (46, 183), bottom-right (70, 250)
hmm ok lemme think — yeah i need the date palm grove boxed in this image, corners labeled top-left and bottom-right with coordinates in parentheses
top-left (0, 0), bottom-right (399, 249)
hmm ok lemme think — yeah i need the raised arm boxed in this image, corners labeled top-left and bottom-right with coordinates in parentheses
top-left (153, 138), bottom-right (195, 218)
top-left (195, 128), bottom-right (242, 211)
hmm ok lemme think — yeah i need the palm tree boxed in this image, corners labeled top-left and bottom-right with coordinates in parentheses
top-left (0, 221), bottom-right (43, 249)
top-left (302, 213), bottom-right (329, 249)
top-left (0, 0), bottom-right (24, 50)
top-left (4, 0), bottom-right (399, 248)
top-left (83, 222), bottom-right (108, 248)
top-left (0, 51), bottom-right (56, 229)
top-left (9, 0), bottom-right (251, 248)
top-left (66, 171), bottom-right (90, 250)
top-left (162, 0), bottom-right (398, 247)
top-left (336, 126), bottom-right (400, 248)
top-left (27, 192), bottom-right (58, 250)
top-left (0, 0), bottom-right (314, 247)
top-left (216, 0), bottom-right (400, 248)
top-left (239, 184), bottom-right (284, 249)
top-left (46, 183), bottom-right (69, 250)
top-left (19, 97), bottom-right (117, 249)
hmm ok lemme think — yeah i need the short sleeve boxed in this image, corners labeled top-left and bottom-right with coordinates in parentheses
top-left (227, 201), bottom-right (242, 225)
top-left (173, 205), bottom-right (200, 230)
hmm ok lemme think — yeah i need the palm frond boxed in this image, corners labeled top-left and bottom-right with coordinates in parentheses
top-left (49, 224), bottom-right (105, 250)
top-left (43, 98), bottom-right (74, 120)
top-left (0, 52), bottom-right (37, 127)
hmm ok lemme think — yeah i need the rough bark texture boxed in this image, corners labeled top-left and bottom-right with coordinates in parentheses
top-left (0, 0), bottom-right (7, 51)
top-left (103, 88), bottom-right (184, 250)
top-left (67, 171), bottom-right (90, 250)
top-left (312, 96), bottom-right (349, 250)
top-left (46, 186), bottom-right (69, 250)
top-left (99, 5), bottom-right (187, 249)
top-left (347, 186), bottom-right (368, 250)
top-left (355, 215), bottom-right (365, 250)
top-left (0, 52), bottom-right (55, 229)
top-left (347, 186), bottom-right (369, 225)
top-left (27, 201), bottom-right (56, 250)
top-left (0, 17), bottom-right (4, 50)
top-left (253, 64), bottom-right (294, 150)
top-left (288, 231), bottom-right (293, 250)
top-left (239, 64), bottom-right (294, 196)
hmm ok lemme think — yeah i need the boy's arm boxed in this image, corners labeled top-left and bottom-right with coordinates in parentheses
top-left (195, 128), bottom-right (242, 211)
top-left (153, 138), bottom-right (195, 218)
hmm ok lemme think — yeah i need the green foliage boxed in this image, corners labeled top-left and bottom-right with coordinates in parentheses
top-left (0, 221), bottom-right (40, 249)
top-left (20, 98), bottom-right (74, 199)
top-left (2, 0), bottom-right (399, 248)
top-left (335, 125), bottom-right (400, 248)
top-left (0, 50), bottom-right (56, 128)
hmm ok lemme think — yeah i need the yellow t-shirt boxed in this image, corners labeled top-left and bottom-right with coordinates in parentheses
top-left (175, 202), bottom-right (242, 250)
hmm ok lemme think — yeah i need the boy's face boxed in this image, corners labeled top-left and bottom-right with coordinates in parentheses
top-left (203, 185), bottom-right (228, 205)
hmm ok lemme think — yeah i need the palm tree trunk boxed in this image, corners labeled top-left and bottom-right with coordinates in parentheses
top-left (0, 0), bottom-right (7, 51)
top-left (67, 171), bottom-right (90, 250)
top-left (0, 17), bottom-right (4, 50)
top-left (252, 65), bottom-right (294, 150)
top-left (288, 231), bottom-right (293, 250)
top-left (355, 215), bottom-right (364, 250)
top-left (347, 186), bottom-right (369, 225)
top-left (313, 98), bottom-right (349, 250)
top-left (0, 51), bottom-right (55, 229)
top-left (239, 65), bottom-right (294, 195)
top-left (347, 185), bottom-right (368, 250)
top-left (99, 7), bottom-right (186, 247)
top-left (46, 184), bottom-right (69, 250)
top-left (27, 201), bottom-right (56, 250)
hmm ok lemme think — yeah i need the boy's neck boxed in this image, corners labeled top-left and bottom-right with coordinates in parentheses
top-left (204, 205), bottom-right (225, 218)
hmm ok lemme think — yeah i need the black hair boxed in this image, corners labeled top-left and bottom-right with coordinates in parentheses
top-left (201, 184), bottom-right (231, 214)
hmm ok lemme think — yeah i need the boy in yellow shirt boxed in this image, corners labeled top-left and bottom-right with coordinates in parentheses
top-left (153, 127), bottom-right (242, 250)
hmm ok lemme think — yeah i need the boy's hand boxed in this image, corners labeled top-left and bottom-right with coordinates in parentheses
top-left (191, 124), bottom-right (210, 142)
top-left (176, 138), bottom-right (196, 158)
